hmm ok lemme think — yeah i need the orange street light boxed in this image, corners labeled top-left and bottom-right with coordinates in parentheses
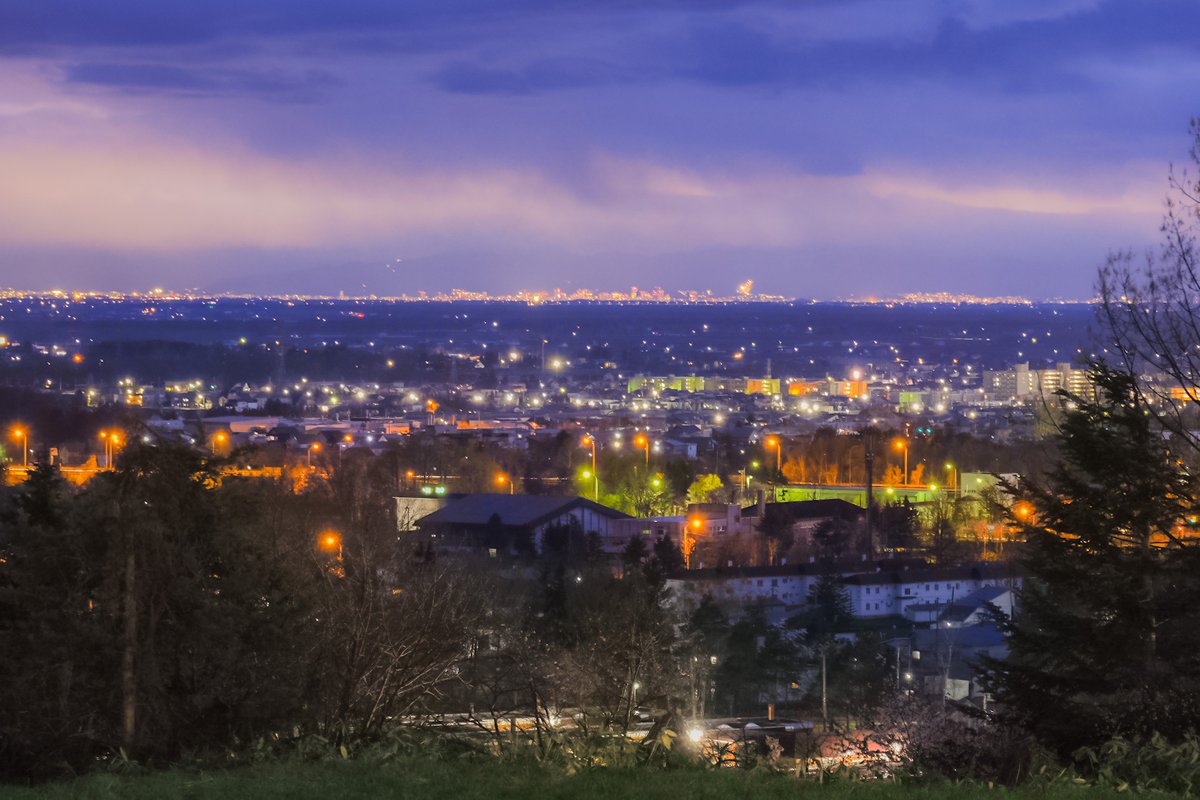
top-left (317, 530), bottom-right (344, 575)
top-left (581, 434), bottom-right (598, 501)
top-left (633, 432), bottom-right (650, 465)
top-left (684, 515), bottom-right (704, 570)
top-left (212, 430), bottom-right (228, 454)
top-left (308, 441), bottom-right (322, 466)
top-left (764, 435), bottom-right (782, 473)
top-left (11, 426), bottom-right (28, 468)
top-left (98, 429), bottom-right (120, 469)
top-left (893, 438), bottom-right (909, 486)
top-left (496, 472), bottom-right (514, 494)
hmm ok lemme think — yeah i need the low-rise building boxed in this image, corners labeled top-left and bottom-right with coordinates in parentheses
top-left (414, 494), bottom-right (631, 556)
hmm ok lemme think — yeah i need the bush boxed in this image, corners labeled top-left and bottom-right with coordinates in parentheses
top-left (1074, 733), bottom-right (1200, 795)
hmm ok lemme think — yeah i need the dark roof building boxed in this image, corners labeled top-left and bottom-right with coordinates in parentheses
top-left (415, 494), bottom-right (631, 556)
top-left (741, 499), bottom-right (864, 521)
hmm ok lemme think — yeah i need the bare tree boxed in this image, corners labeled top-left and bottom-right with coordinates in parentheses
top-left (1100, 118), bottom-right (1200, 456)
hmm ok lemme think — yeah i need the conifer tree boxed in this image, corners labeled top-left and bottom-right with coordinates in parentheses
top-left (986, 365), bottom-right (1200, 755)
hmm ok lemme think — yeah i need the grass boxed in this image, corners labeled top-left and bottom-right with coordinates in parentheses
top-left (0, 759), bottom-right (1159, 800)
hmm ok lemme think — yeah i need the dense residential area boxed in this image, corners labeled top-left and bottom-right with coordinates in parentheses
top-left (6, 287), bottom-right (1200, 791)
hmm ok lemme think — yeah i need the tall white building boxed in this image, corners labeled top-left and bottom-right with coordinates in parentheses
top-left (983, 362), bottom-right (1092, 404)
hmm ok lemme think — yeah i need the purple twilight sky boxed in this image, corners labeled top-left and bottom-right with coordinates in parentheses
top-left (0, 0), bottom-right (1197, 298)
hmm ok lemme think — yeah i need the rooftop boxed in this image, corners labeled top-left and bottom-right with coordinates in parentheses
top-left (416, 494), bottom-right (631, 529)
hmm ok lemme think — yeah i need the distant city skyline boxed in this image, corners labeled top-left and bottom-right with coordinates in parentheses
top-left (0, 286), bottom-right (1089, 304)
top-left (0, 0), bottom-right (1196, 298)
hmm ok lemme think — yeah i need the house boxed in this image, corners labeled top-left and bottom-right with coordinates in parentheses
top-left (667, 564), bottom-right (827, 611)
top-left (608, 515), bottom-right (688, 555)
top-left (686, 503), bottom-right (752, 537)
top-left (414, 494), bottom-right (631, 556)
top-left (665, 557), bottom-right (928, 619)
top-left (841, 563), bottom-right (1021, 619)
top-left (910, 622), bottom-right (1008, 701)
top-left (928, 586), bottom-right (1014, 628)
top-left (742, 499), bottom-right (864, 545)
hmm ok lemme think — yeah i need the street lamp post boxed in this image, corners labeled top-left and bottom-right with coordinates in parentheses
top-left (98, 430), bottom-right (122, 469)
top-left (496, 472), bottom-right (514, 494)
top-left (739, 466), bottom-right (756, 505)
top-left (764, 435), bottom-right (782, 474)
top-left (685, 515), bottom-right (703, 570)
top-left (308, 441), bottom-right (321, 467)
top-left (894, 438), bottom-right (909, 487)
top-left (764, 435), bottom-right (781, 501)
top-left (318, 530), bottom-right (344, 576)
top-left (634, 433), bottom-right (650, 466)
top-left (212, 430), bottom-right (227, 454)
top-left (11, 426), bottom-right (28, 468)
top-left (945, 463), bottom-right (957, 494)
top-left (581, 434), bottom-right (598, 501)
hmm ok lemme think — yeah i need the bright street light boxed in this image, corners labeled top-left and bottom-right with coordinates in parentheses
top-left (98, 429), bottom-right (122, 469)
top-left (580, 434), bottom-right (599, 501)
top-left (894, 438), bottom-right (909, 486)
top-left (633, 432), bottom-right (650, 465)
top-left (763, 435), bottom-right (782, 473)
top-left (318, 530), bottom-right (344, 576)
top-left (10, 426), bottom-right (28, 468)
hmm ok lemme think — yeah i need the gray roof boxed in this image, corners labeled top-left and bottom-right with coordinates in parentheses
top-left (939, 586), bottom-right (1011, 622)
top-left (841, 563), bottom-right (1020, 587)
top-left (913, 623), bottom-right (1005, 651)
top-left (416, 494), bottom-right (630, 529)
top-left (741, 499), bottom-right (864, 520)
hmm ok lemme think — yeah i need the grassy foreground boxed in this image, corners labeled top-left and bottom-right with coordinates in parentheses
top-left (0, 759), bottom-right (1151, 800)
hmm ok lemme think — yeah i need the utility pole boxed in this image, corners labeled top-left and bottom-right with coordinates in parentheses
top-left (864, 431), bottom-right (875, 559)
top-left (821, 647), bottom-right (828, 730)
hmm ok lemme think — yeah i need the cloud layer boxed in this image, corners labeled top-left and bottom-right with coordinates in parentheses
top-left (0, 0), bottom-right (1195, 297)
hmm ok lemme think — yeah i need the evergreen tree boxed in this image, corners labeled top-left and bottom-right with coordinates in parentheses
top-left (687, 594), bottom-right (729, 660)
top-left (788, 574), bottom-right (854, 725)
top-left (0, 463), bottom-right (110, 778)
top-left (986, 365), bottom-right (1200, 755)
top-left (796, 573), bottom-right (853, 642)
top-left (644, 533), bottom-right (684, 584)
top-left (878, 499), bottom-right (918, 551)
top-left (713, 606), bottom-right (795, 715)
top-left (621, 534), bottom-right (649, 573)
top-left (758, 504), bottom-right (795, 565)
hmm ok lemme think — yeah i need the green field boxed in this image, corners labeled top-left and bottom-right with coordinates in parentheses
top-left (0, 760), bottom-right (1148, 800)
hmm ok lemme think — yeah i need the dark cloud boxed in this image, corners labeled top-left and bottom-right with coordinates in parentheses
top-left (425, 1), bottom-right (1200, 97)
top-left (63, 62), bottom-right (342, 102)
top-left (432, 57), bottom-right (634, 95)
top-left (672, 2), bottom-right (1200, 92)
top-left (11, 0), bottom-right (1197, 101)
top-left (0, 0), bottom-right (754, 51)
